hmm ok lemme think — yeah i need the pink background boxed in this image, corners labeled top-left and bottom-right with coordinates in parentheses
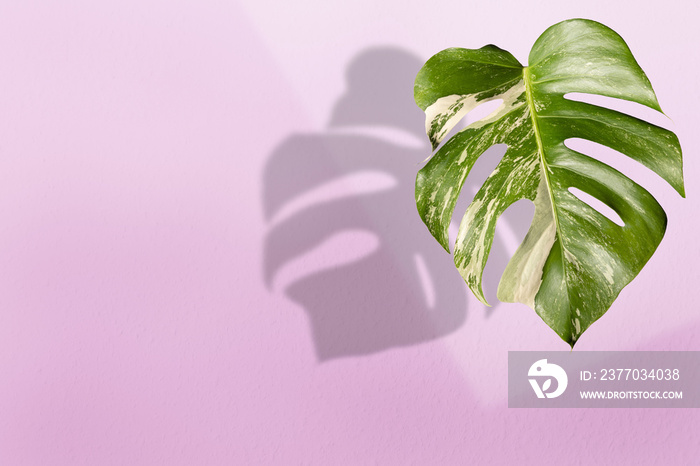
top-left (0, 0), bottom-right (698, 464)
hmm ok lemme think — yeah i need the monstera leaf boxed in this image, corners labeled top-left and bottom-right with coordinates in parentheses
top-left (414, 19), bottom-right (684, 346)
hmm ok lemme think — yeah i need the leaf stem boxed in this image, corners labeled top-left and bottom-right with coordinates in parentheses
top-left (523, 66), bottom-right (573, 340)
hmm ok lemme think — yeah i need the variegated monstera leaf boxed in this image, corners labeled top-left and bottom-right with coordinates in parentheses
top-left (414, 19), bottom-right (684, 346)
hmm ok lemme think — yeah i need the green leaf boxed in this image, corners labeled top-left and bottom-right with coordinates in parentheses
top-left (413, 19), bottom-right (684, 346)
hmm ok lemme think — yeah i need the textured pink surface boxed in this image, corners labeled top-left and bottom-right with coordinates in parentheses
top-left (0, 1), bottom-right (698, 464)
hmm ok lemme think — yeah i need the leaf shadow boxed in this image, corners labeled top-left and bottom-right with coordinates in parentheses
top-left (263, 47), bottom-right (533, 362)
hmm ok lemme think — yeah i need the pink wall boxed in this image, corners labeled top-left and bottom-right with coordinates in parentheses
top-left (0, 0), bottom-right (698, 464)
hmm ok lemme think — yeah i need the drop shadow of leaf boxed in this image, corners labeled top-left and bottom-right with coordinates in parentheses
top-left (263, 47), bottom-right (532, 362)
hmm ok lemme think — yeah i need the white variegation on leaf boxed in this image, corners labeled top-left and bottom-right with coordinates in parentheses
top-left (414, 19), bottom-right (684, 346)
